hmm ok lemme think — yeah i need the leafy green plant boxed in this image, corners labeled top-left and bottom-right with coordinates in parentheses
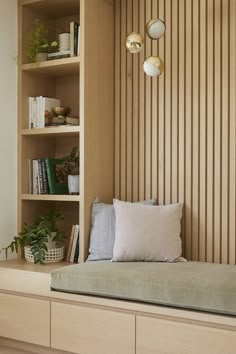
top-left (26, 20), bottom-right (58, 62)
top-left (59, 146), bottom-right (80, 176)
top-left (1, 211), bottom-right (65, 264)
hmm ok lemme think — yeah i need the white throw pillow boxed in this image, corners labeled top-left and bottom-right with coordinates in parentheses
top-left (112, 199), bottom-right (183, 262)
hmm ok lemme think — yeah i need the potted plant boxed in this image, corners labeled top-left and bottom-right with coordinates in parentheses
top-left (1, 210), bottom-right (65, 264)
top-left (26, 19), bottom-right (58, 62)
top-left (60, 146), bottom-right (80, 195)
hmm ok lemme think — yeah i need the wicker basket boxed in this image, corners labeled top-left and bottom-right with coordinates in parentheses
top-left (24, 246), bottom-right (64, 263)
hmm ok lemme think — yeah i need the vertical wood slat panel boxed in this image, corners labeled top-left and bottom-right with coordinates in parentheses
top-left (158, 0), bottom-right (165, 205)
top-left (115, 0), bottom-right (236, 264)
top-left (192, 0), bottom-right (200, 261)
top-left (120, 0), bottom-right (127, 201)
top-left (132, 0), bottom-right (139, 202)
top-left (138, 0), bottom-right (145, 201)
top-left (229, 0), bottom-right (236, 264)
top-left (151, 0), bottom-right (158, 199)
top-left (145, 0), bottom-right (152, 200)
top-left (221, 0), bottom-right (229, 264)
top-left (178, 0), bottom-right (186, 255)
top-left (126, 0), bottom-right (133, 202)
top-left (214, 0), bottom-right (222, 263)
top-left (114, 0), bottom-right (121, 199)
top-left (171, 0), bottom-right (178, 204)
top-left (185, 0), bottom-right (193, 260)
top-left (199, 0), bottom-right (207, 262)
top-left (165, 0), bottom-right (172, 205)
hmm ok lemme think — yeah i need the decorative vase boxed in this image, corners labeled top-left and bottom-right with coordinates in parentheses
top-left (35, 52), bottom-right (48, 62)
top-left (68, 175), bottom-right (80, 195)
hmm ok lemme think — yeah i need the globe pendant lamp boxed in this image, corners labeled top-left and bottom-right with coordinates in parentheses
top-left (125, 32), bottom-right (144, 54)
top-left (143, 56), bottom-right (164, 77)
top-left (146, 19), bottom-right (166, 40)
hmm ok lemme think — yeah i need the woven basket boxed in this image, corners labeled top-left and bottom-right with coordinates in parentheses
top-left (24, 246), bottom-right (64, 263)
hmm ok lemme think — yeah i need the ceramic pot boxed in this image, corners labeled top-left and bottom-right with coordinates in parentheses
top-left (35, 52), bottom-right (48, 62)
top-left (68, 175), bottom-right (80, 195)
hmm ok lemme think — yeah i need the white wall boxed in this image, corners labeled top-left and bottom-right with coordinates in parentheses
top-left (0, 1), bottom-right (17, 260)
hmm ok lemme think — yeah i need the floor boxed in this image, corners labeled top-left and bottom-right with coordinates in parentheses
top-left (0, 346), bottom-right (32, 354)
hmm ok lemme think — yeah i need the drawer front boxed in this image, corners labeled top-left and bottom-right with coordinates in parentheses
top-left (0, 293), bottom-right (50, 347)
top-left (136, 315), bottom-right (236, 354)
top-left (51, 302), bottom-right (135, 354)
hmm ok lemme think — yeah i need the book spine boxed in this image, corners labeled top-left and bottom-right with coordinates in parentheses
top-left (74, 226), bottom-right (80, 262)
top-left (37, 159), bottom-right (44, 194)
top-left (29, 159), bottom-right (33, 193)
top-left (66, 225), bottom-right (75, 262)
top-left (77, 26), bottom-right (80, 56)
top-left (45, 158), bottom-right (54, 194)
top-left (41, 159), bottom-right (49, 194)
top-left (70, 22), bottom-right (75, 57)
top-left (48, 53), bottom-right (70, 60)
top-left (29, 97), bottom-right (32, 129)
top-left (74, 24), bottom-right (78, 56)
top-left (32, 159), bottom-right (39, 194)
top-left (36, 97), bottom-right (40, 128)
top-left (70, 224), bottom-right (79, 262)
top-left (32, 98), bottom-right (37, 128)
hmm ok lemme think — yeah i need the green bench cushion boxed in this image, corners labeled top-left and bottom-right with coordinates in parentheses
top-left (51, 261), bottom-right (236, 316)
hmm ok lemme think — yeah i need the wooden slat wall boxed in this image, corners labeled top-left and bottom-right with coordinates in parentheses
top-left (115, 0), bottom-right (236, 264)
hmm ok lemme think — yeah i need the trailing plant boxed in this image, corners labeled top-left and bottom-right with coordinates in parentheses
top-left (26, 19), bottom-right (58, 62)
top-left (59, 146), bottom-right (80, 176)
top-left (1, 210), bottom-right (65, 264)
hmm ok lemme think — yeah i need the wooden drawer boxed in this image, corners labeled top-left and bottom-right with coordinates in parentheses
top-left (51, 302), bottom-right (135, 354)
top-left (0, 293), bottom-right (50, 347)
top-left (136, 315), bottom-right (236, 354)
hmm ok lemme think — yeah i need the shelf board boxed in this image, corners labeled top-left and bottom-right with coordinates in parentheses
top-left (21, 57), bottom-right (80, 76)
top-left (21, 126), bottom-right (80, 137)
top-left (21, 194), bottom-right (80, 202)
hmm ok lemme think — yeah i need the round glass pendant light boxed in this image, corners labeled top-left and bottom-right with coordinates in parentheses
top-left (143, 56), bottom-right (164, 77)
top-left (146, 19), bottom-right (166, 40)
top-left (125, 32), bottom-right (145, 54)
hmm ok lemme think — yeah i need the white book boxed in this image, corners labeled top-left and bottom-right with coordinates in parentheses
top-left (70, 224), bottom-right (79, 262)
top-left (29, 97), bottom-right (32, 129)
top-left (31, 97), bottom-right (37, 129)
top-left (36, 97), bottom-right (40, 128)
top-left (32, 159), bottom-right (39, 194)
top-left (70, 22), bottom-right (75, 57)
top-left (39, 96), bottom-right (44, 128)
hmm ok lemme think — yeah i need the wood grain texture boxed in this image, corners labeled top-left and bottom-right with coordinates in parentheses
top-left (115, 0), bottom-right (236, 264)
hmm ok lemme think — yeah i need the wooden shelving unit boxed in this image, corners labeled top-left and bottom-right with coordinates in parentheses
top-left (17, 0), bottom-right (115, 264)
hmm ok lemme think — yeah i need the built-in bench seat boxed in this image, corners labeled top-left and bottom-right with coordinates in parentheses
top-left (51, 260), bottom-right (236, 317)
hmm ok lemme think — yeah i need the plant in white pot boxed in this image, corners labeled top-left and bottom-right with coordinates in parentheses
top-left (61, 146), bottom-right (80, 195)
top-left (1, 211), bottom-right (65, 264)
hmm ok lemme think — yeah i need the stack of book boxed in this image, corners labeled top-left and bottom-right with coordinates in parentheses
top-left (29, 158), bottom-right (69, 195)
top-left (28, 96), bottom-right (60, 129)
top-left (66, 224), bottom-right (80, 263)
top-left (48, 22), bottom-right (80, 61)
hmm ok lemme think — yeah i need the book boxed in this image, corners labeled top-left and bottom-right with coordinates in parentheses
top-left (70, 224), bottom-right (79, 262)
top-left (32, 159), bottom-right (39, 194)
top-left (37, 159), bottom-right (44, 194)
top-left (70, 22), bottom-right (79, 57)
top-left (48, 50), bottom-right (70, 60)
top-left (77, 26), bottom-right (80, 56)
top-left (65, 116), bottom-right (79, 125)
top-left (44, 158), bottom-right (69, 194)
top-left (39, 97), bottom-right (61, 128)
top-left (66, 225), bottom-right (76, 262)
top-left (73, 232), bottom-right (80, 262)
top-left (41, 159), bottom-right (49, 194)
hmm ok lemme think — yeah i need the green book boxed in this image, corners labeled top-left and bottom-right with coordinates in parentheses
top-left (44, 158), bottom-right (69, 194)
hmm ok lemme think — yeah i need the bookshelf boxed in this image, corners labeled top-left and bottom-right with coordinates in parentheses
top-left (18, 0), bottom-right (114, 263)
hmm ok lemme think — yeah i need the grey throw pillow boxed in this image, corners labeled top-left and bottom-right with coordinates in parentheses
top-left (87, 197), bottom-right (157, 261)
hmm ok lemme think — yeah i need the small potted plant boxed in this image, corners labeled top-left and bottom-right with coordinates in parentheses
top-left (26, 19), bottom-right (58, 62)
top-left (60, 146), bottom-right (80, 195)
top-left (1, 210), bottom-right (65, 264)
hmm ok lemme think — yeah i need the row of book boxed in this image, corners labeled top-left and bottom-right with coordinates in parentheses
top-left (48, 22), bottom-right (80, 60)
top-left (66, 224), bottom-right (80, 263)
top-left (29, 158), bottom-right (68, 195)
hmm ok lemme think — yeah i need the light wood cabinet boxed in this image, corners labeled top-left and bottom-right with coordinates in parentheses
top-left (51, 302), bottom-right (135, 354)
top-left (0, 293), bottom-right (50, 346)
top-left (18, 0), bottom-right (114, 262)
top-left (136, 315), bottom-right (236, 354)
